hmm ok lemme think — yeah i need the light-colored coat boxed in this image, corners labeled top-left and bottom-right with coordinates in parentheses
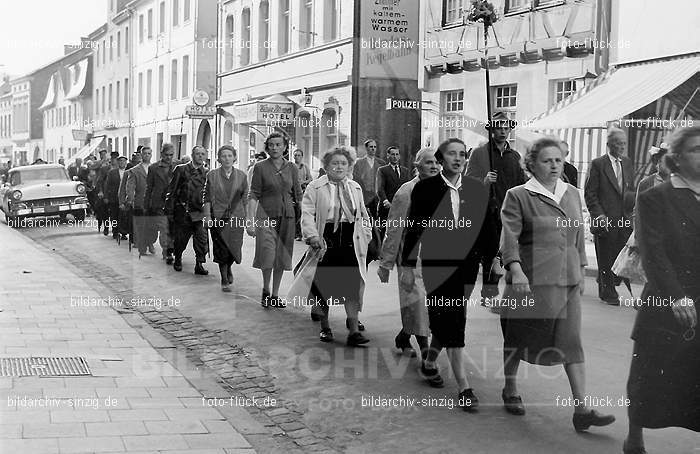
top-left (125, 164), bottom-right (148, 209)
top-left (292, 175), bottom-right (372, 308)
top-left (500, 183), bottom-right (587, 286)
top-left (379, 177), bottom-right (429, 336)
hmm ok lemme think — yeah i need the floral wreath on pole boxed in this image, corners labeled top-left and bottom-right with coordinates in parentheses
top-left (467, 0), bottom-right (498, 28)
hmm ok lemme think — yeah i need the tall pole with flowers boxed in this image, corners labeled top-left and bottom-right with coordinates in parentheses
top-left (468, 0), bottom-right (498, 171)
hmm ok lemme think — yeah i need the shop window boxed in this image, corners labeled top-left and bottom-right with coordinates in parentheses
top-left (323, 0), bottom-right (339, 42)
top-left (241, 8), bottom-right (251, 66)
top-left (278, 0), bottom-right (290, 55)
top-left (158, 65), bottom-right (164, 103)
top-left (321, 109), bottom-right (338, 153)
top-left (443, 0), bottom-right (466, 25)
top-left (551, 79), bottom-right (578, 106)
top-left (182, 55), bottom-right (189, 98)
top-left (259, 1), bottom-right (269, 61)
top-left (171, 59), bottom-right (178, 100)
top-left (299, 0), bottom-right (314, 50)
top-left (147, 69), bottom-right (152, 106)
top-left (173, 0), bottom-right (179, 27)
top-left (184, 0), bottom-right (191, 22)
top-left (225, 15), bottom-right (235, 70)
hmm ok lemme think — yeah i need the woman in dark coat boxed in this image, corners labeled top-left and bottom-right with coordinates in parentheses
top-left (624, 126), bottom-right (700, 454)
top-left (499, 137), bottom-right (615, 432)
top-left (202, 146), bottom-right (248, 292)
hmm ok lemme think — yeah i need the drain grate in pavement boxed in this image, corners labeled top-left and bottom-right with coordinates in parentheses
top-left (0, 357), bottom-right (91, 377)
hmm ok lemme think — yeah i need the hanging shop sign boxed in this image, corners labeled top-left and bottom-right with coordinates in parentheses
top-left (185, 105), bottom-right (217, 118)
top-left (232, 97), bottom-right (294, 125)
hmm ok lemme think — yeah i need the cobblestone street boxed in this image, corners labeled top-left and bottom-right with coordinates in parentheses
top-left (0, 220), bottom-right (695, 453)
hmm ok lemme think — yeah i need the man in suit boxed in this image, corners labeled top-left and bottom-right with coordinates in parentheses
top-left (126, 147), bottom-right (154, 255)
top-left (376, 146), bottom-right (410, 239)
top-left (145, 143), bottom-right (176, 264)
top-left (585, 127), bottom-right (636, 304)
top-left (465, 111), bottom-right (526, 305)
top-left (401, 138), bottom-right (489, 412)
top-left (166, 145), bottom-right (209, 275)
top-left (68, 158), bottom-right (83, 181)
top-left (352, 139), bottom-right (386, 218)
top-left (561, 141), bottom-right (579, 187)
top-left (105, 155), bottom-right (128, 240)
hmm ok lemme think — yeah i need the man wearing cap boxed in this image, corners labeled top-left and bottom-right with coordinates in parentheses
top-left (145, 143), bottom-right (176, 263)
top-left (466, 111), bottom-right (526, 306)
top-left (165, 145), bottom-right (209, 275)
top-left (105, 155), bottom-right (129, 240)
top-left (584, 127), bottom-right (635, 305)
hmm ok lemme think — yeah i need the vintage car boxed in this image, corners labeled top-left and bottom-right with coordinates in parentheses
top-left (0, 164), bottom-right (88, 226)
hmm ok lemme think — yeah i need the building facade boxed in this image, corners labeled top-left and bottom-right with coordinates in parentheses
top-left (216, 0), bottom-right (423, 172)
top-left (39, 46), bottom-right (93, 162)
top-left (129, 0), bottom-right (217, 162)
top-left (0, 81), bottom-right (12, 163)
top-left (90, 0), bottom-right (133, 157)
top-left (421, 0), bottom-right (605, 169)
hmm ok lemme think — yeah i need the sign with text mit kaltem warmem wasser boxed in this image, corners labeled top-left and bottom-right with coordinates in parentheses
top-left (358, 0), bottom-right (420, 80)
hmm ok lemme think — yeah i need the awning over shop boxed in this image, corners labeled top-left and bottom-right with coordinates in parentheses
top-left (526, 53), bottom-right (700, 130)
top-left (65, 59), bottom-right (89, 100)
top-left (65, 136), bottom-right (105, 168)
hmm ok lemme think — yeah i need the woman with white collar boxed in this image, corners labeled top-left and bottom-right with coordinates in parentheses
top-left (300, 146), bottom-right (372, 346)
top-left (498, 137), bottom-right (615, 433)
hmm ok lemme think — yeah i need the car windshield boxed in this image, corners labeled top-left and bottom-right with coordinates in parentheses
top-left (13, 168), bottom-right (69, 185)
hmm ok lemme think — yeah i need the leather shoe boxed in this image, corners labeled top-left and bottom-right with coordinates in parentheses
top-left (346, 332), bottom-right (369, 347)
top-left (347, 319), bottom-right (365, 331)
top-left (173, 258), bottom-right (183, 272)
top-left (458, 388), bottom-right (479, 412)
top-left (165, 255), bottom-right (174, 265)
top-left (319, 328), bottom-right (333, 342)
top-left (194, 263), bottom-right (208, 275)
top-left (502, 390), bottom-right (525, 415)
top-left (572, 409), bottom-right (616, 432)
top-left (261, 290), bottom-right (271, 308)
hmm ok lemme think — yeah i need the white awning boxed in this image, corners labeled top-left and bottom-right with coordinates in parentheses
top-left (64, 136), bottom-right (105, 168)
top-left (65, 59), bottom-right (88, 100)
top-left (526, 53), bottom-right (700, 130)
top-left (39, 73), bottom-right (57, 110)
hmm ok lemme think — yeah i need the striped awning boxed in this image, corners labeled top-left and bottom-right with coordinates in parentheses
top-left (526, 53), bottom-right (700, 130)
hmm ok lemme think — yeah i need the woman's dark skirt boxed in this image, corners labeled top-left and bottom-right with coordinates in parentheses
top-left (421, 259), bottom-right (480, 348)
top-left (627, 333), bottom-right (700, 431)
top-left (210, 219), bottom-right (244, 265)
top-left (500, 285), bottom-right (584, 366)
top-left (310, 222), bottom-right (362, 309)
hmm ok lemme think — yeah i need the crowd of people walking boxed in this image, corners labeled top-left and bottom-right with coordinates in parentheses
top-left (56, 121), bottom-right (698, 453)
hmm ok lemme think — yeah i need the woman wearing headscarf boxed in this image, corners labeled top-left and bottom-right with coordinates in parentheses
top-left (499, 137), bottom-right (615, 432)
top-left (378, 148), bottom-right (439, 357)
top-left (623, 126), bottom-right (700, 454)
top-left (247, 133), bottom-right (302, 307)
top-left (202, 146), bottom-right (248, 293)
top-left (300, 146), bottom-right (372, 346)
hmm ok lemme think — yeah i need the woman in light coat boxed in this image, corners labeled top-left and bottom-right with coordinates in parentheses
top-left (298, 146), bottom-right (372, 346)
top-left (499, 137), bottom-right (615, 432)
top-left (378, 148), bottom-right (439, 357)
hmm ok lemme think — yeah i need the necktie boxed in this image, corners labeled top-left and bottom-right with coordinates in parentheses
top-left (394, 165), bottom-right (399, 178)
top-left (614, 159), bottom-right (622, 190)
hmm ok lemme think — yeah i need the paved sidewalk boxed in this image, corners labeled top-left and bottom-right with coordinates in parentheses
top-left (0, 224), bottom-right (257, 454)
